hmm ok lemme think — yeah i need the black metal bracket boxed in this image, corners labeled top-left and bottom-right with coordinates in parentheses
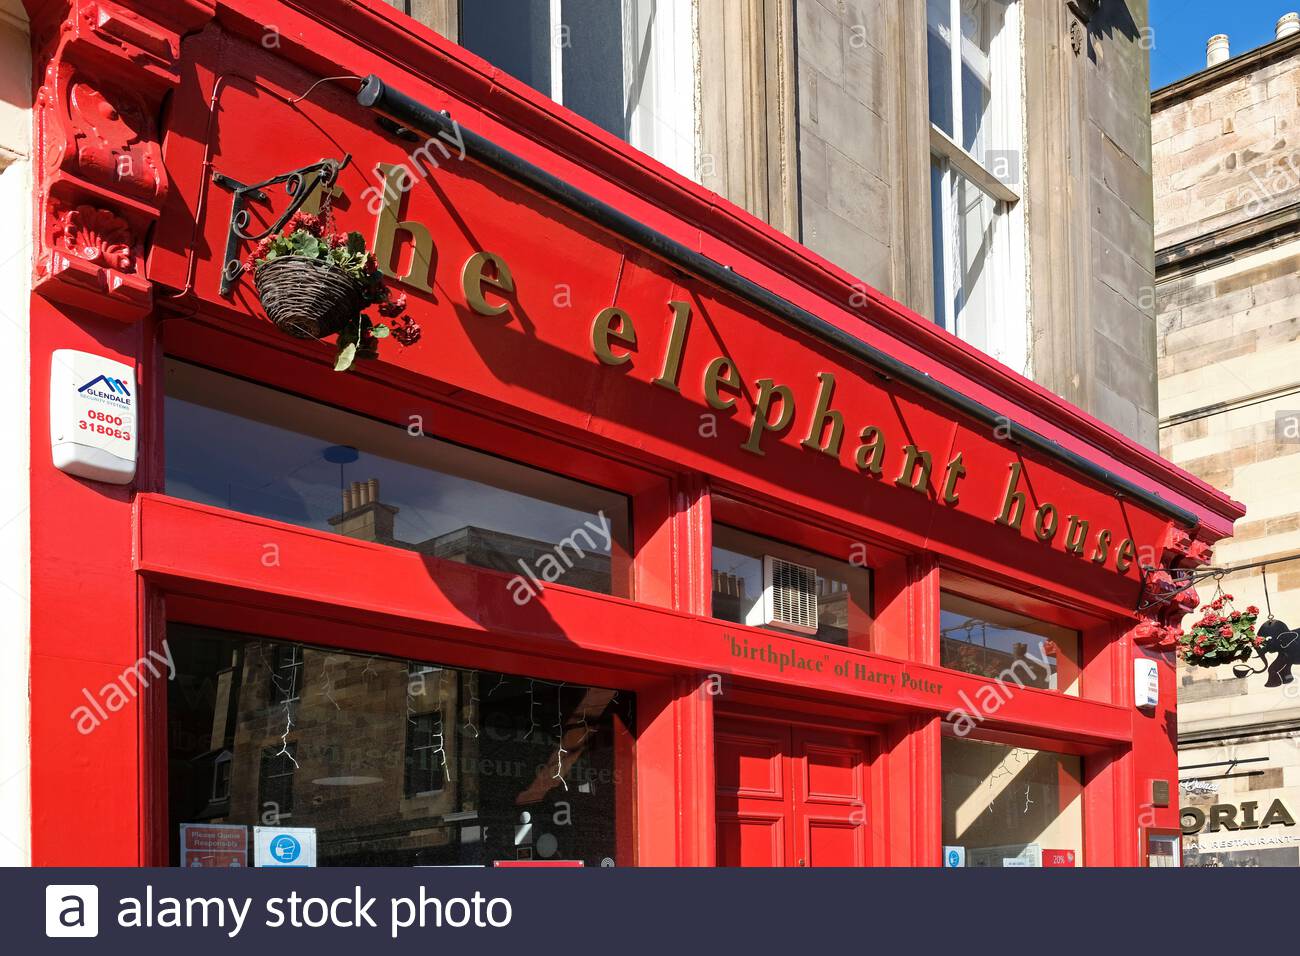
top-left (213, 154), bottom-right (352, 296)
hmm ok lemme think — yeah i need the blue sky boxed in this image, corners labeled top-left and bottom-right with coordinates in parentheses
top-left (1150, 1), bottom-right (1296, 87)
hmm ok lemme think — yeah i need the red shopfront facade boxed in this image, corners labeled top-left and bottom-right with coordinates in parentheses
top-left (27, 0), bottom-right (1242, 867)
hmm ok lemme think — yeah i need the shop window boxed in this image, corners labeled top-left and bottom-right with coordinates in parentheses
top-left (926, 0), bottom-right (1026, 372)
top-left (458, 0), bottom-right (697, 179)
top-left (711, 526), bottom-right (872, 649)
top-left (164, 360), bottom-right (631, 600)
top-left (167, 625), bottom-right (636, 866)
top-left (940, 592), bottom-right (1080, 695)
top-left (941, 737), bottom-right (1083, 867)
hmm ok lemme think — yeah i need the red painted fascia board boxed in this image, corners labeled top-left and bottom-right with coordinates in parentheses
top-left (207, 0), bottom-right (1242, 535)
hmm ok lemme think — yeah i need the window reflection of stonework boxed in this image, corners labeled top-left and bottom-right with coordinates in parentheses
top-left (327, 478), bottom-right (613, 593)
top-left (167, 626), bottom-right (633, 866)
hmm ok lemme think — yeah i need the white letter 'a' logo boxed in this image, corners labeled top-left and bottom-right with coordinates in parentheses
top-left (45, 885), bottom-right (99, 938)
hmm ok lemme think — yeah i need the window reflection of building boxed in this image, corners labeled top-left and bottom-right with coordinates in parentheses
top-left (940, 623), bottom-right (1052, 687)
top-left (709, 525), bottom-right (872, 649)
top-left (167, 625), bottom-right (634, 867)
top-left (939, 593), bottom-right (1080, 695)
top-left (327, 477), bottom-right (617, 593)
top-left (258, 744), bottom-right (297, 820)
top-left (164, 360), bottom-right (632, 602)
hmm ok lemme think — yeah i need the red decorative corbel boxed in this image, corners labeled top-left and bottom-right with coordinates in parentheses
top-left (1134, 523), bottom-right (1215, 649)
top-left (27, 0), bottom-right (213, 321)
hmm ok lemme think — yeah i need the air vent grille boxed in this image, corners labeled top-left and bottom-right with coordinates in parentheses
top-left (762, 555), bottom-right (819, 635)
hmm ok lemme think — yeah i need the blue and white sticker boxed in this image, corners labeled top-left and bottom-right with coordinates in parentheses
top-left (254, 826), bottom-right (317, 868)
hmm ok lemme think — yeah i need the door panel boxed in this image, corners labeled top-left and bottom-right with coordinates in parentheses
top-left (715, 721), bottom-right (792, 867)
top-left (717, 814), bottom-right (786, 867)
top-left (802, 743), bottom-right (861, 802)
top-left (716, 729), bottom-right (785, 798)
top-left (716, 717), bottom-right (873, 867)
top-left (805, 818), bottom-right (865, 867)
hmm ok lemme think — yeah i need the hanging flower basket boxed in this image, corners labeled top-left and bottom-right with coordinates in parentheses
top-left (244, 211), bottom-right (421, 371)
top-left (1177, 592), bottom-right (1261, 668)
top-left (253, 255), bottom-right (365, 340)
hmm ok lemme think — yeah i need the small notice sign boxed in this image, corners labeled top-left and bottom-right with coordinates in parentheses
top-left (179, 824), bottom-right (248, 868)
top-left (1041, 848), bottom-right (1077, 867)
top-left (254, 826), bottom-right (317, 868)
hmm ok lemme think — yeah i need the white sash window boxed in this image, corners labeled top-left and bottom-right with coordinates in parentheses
top-left (927, 0), bottom-right (1027, 374)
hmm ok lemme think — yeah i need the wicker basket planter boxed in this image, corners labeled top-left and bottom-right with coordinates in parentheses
top-left (244, 211), bottom-right (420, 370)
top-left (253, 255), bottom-right (365, 340)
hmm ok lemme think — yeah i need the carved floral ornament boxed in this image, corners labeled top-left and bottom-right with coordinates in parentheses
top-left (29, 0), bottom-right (209, 321)
top-left (65, 79), bottom-right (161, 198)
top-left (51, 203), bottom-right (136, 273)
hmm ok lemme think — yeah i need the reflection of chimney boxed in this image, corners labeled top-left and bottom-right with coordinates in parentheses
top-left (1278, 13), bottom-right (1300, 40)
top-left (712, 570), bottom-right (746, 599)
top-left (329, 478), bottom-right (399, 544)
top-left (1206, 34), bottom-right (1230, 67)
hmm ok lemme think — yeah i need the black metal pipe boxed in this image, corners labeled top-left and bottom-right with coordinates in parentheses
top-left (357, 74), bottom-right (1199, 530)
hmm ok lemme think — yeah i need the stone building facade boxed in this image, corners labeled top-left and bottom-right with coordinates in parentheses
top-left (382, 0), bottom-right (1163, 446)
top-left (1153, 17), bottom-right (1300, 867)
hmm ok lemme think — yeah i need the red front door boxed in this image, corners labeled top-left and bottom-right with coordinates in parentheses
top-left (715, 717), bottom-right (873, 867)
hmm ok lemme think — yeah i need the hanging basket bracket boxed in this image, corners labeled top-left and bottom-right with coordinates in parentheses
top-left (213, 154), bottom-right (353, 296)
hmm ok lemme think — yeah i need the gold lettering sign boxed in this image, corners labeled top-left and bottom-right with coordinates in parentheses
top-left (416, 242), bottom-right (1149, 575)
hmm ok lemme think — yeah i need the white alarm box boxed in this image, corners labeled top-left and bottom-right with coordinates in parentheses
top-left (1134, 658), bottom-right (1160, 710)
top-left (50, 350), bottom-right (137, 484)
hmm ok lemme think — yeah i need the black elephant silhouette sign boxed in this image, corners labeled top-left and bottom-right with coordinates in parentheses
top-left (1233, 618), bottom-right (1300, 687)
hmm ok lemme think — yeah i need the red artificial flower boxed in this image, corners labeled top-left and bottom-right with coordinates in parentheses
top-left (1219, 625), bottom-right (1233, 638)
top-left (283, 212), bottom-right (322, 236)
top-left (1231, 610), bottom-right (1242, 621)
top-left (1247, 605), bottom-right (1259, 615)
top-left (378, 293), bottom-right (408, 318)
top-left (1193, 646), bottom-right (1206, 656)
top-left (1254, 636), bottom-right (1264, 646)
top-left (391, 318), bottom-right (422, 346)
